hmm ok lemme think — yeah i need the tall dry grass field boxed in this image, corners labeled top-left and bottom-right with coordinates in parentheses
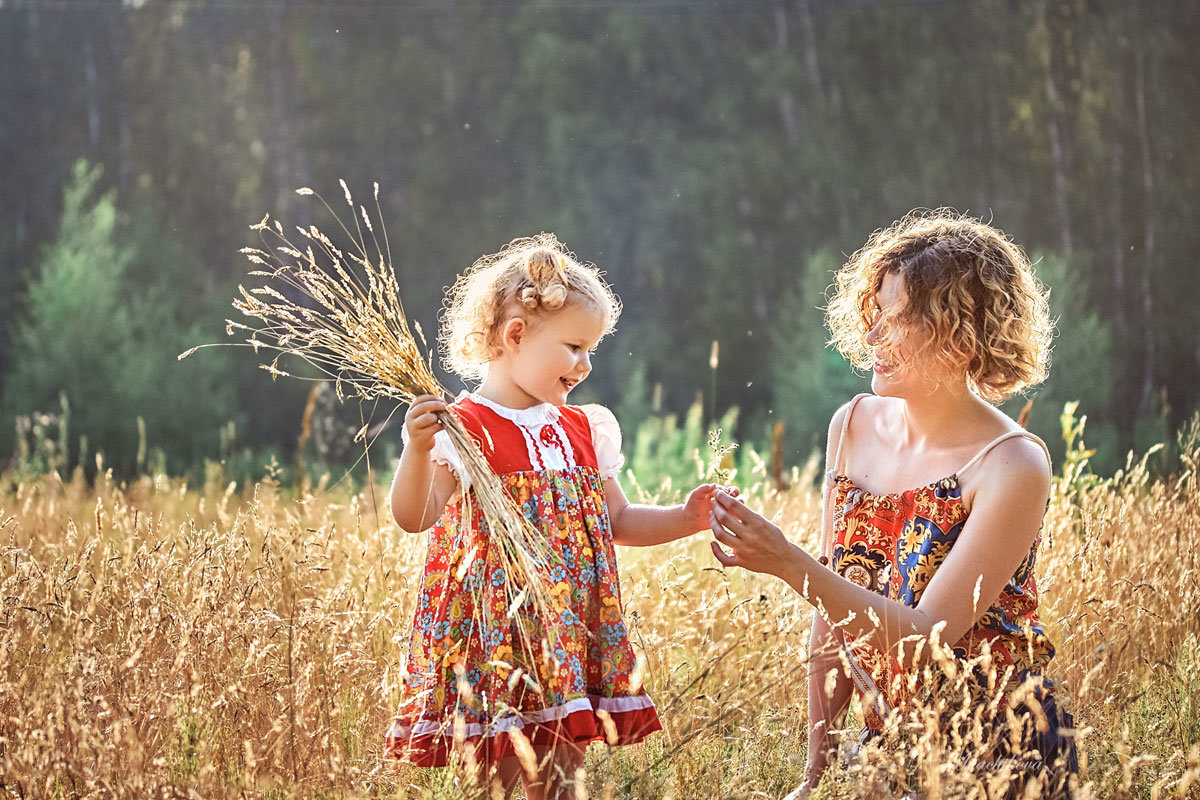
top-left (1, 422), bottom-right (1198, 798)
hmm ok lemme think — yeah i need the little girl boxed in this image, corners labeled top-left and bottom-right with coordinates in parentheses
top-left (384, 234), bottom-right (726, 799)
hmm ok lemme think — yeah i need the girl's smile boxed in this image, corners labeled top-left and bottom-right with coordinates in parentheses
top-left (480, 302), bottom-right (607, 409)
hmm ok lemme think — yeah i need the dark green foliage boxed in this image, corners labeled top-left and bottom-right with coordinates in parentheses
top-left (0, 1), bottom-right (1197, 475)
top-left (1, 161), bottom-right (236, 474)
top-left (768, 248), bottom-right (869, 462)
top-left (1015, 253), bottom-right (1119, 470)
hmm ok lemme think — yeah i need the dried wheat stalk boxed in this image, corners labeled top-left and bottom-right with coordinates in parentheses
top-left (180, 181), bottom-right (552, 625)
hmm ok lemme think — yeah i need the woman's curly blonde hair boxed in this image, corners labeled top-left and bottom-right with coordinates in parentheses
top-left (439, 233), bottom-right (621, 381)
top-left (826, 209), bottom-right (1053, 403)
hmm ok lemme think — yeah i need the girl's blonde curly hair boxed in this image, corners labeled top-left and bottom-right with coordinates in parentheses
top-left (440, 233), bottom-right (621, 381)
top-left (826, 209), bottom-right (1053, 403)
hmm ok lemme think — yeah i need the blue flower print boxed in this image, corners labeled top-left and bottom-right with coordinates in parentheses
top-left (433, 620), bottom-right (451, 640)
top-left (562, 608), bottom-right (580, 626)
top-left (492, 569), bottom-right (507, 588)
top-left (464, 559), bottom-right (485, 589)
top-left (550, 564), bottom-right (567, 583)
top-left (522, 497), bottom-right (539, 520)
top-left (600, 622), bottom-right (627, 647)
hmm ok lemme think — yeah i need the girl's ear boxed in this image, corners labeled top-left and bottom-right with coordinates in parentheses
top-left (500, 317), bottom-right (527, 351)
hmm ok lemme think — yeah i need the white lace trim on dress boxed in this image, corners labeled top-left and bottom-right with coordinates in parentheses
top-left (466, 392), bottom-right (579, 472)
top-left (385, 694), bottom-right (655, 740)
top-left (464, 391), bottom-right (560, 426)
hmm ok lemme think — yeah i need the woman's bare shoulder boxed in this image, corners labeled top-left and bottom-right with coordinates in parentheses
top-left (981, 434), bottom-right (1052, 479)
top-left (825, 393), bottom-right (891, 462)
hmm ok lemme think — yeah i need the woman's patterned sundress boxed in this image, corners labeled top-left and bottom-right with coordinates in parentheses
top-left (825, 394), bottom-right (1059, 732)
top-left (384, 392), bottom-right (661, 766)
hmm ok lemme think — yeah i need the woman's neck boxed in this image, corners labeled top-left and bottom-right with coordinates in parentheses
top-left (896, 380), bottom-right (993, 449)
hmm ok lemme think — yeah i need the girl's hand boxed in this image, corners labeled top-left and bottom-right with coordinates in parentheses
top-left (683, 483), bottom-right (739, 533)
top-left (708, 490), bottom-right (799, 577)
top-left (404, 394), bottom-right (448, 452)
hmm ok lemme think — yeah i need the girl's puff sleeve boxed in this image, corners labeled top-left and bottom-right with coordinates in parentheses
top-left (401, 424), bottom-right (470, 498)
top-left (581, 404), bottom-right (625, 480)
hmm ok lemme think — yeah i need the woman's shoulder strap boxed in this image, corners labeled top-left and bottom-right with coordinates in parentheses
top-left (957, 430), bottom-right (1052, 478)
top-left (831, 393), bottom-right (873, 476)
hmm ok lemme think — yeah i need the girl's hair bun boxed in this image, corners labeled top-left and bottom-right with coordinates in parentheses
top-left (520, 250), bottom-right (569, 310)
top-left (539, 283), bottom-right (568, 310)
top-left (524, 250), bottom-right (563, 284)
top-left (518, 286), bottom-right (540, 310)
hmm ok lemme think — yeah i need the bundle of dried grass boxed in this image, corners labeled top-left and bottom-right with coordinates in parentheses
top-left (180, 181), bottom-right (552, 624)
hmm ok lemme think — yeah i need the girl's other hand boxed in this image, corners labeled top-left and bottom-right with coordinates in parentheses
top-left (404, 394), bottom-right (448, 452)
top-left (683, 483), bottom-right (740, 533)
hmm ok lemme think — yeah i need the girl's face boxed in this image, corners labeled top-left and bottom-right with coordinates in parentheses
top-left (499, 301), bottom-right (607, 407)
top-left (866, 271), bottom-right (931, 398)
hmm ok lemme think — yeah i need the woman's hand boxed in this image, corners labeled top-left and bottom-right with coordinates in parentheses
top-left (404, 394), bottom-right (447, 452)
top-left (682, 483), bottom-right (740, 533)
top-left (708, 490), bottom-right (799, 577)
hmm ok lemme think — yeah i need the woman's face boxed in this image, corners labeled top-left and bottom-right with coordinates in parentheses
top-left (866, 271), bottom-right (931, 398)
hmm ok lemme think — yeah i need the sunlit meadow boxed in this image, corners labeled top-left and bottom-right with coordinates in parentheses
top-left (1, 406), bottom-right (1197, 798)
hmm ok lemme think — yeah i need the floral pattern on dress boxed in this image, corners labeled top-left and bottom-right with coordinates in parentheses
top-left (385, 402), bottom-right (660, 767)
top-left (829, 472), bottom-right (1056, 730)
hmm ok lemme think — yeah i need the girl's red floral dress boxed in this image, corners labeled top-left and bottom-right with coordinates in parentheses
top-left (384, 392), bottom-right (661, 766)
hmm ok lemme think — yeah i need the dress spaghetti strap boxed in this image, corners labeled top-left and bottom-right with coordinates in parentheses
top-left (956, 430), bottom-right (1052, 478)
top-left (822, 393), bottom-right (871, 562)
top-left (830, 393), bottom-right (873, 479)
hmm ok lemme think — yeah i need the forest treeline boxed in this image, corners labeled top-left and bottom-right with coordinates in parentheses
top-left (1, 0), bottom-right (1197, 476)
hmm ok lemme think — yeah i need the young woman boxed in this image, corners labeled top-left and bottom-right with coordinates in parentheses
top-left (709, 211), bottom-right (1078, 798)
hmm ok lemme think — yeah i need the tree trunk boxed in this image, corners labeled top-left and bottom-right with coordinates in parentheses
top-left (268, 1), bottom-right (294, 220)
top-left (1133, 36), bottom-right (1157, 418)
top-left (774, 3), bottom-right (799, 147)
top-left (1038, 0), bottom-right (1072, 251)
top-left (110, 6), bottom-right (131, 192)
top-left (1109, 138), bottom-right (1126, 341)
top-left (795, 0), bottom-right (823, 101)
top-left (83, 36), bottom-right (101, 154)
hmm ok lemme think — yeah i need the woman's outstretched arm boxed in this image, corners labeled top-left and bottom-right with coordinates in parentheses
top-left (709, 435), bottom-right (1051, 662)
